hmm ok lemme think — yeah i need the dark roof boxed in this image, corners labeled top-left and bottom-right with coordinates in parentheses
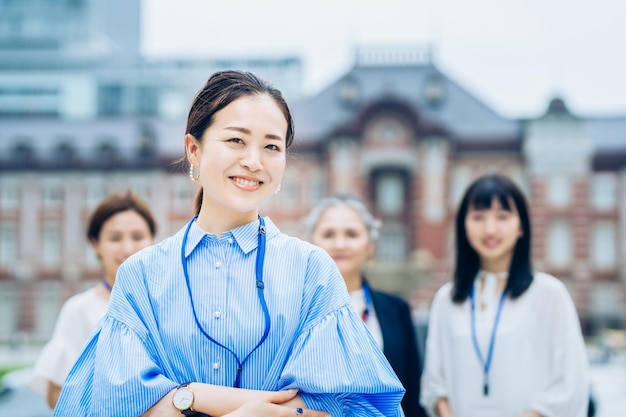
top-left (586, 117), bottom-right (626, 151)
top-left (291, 63), bottom-right (522, 144)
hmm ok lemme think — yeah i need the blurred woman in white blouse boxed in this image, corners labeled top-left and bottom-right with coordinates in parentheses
top-left (420, 174), bottom-right (590, 417)
top-left (30, 191), bottom-right (157, 409)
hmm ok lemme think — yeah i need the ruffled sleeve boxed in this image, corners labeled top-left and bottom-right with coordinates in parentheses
top-left (53, 258), bottom-right (177, 417)
top-left (419, 283), bottom-right (452, 417)
top-left (528, 276), bottom-right (590, 417)
top-left (278, 248), bottom-right (406, 417)
top-left (30, 289), bottom-right (107, 397)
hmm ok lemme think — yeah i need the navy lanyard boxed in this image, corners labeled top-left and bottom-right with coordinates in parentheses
top-left (101, 279), bottom-right (112, 292)
top-left (469, 287), bottom-right (507, 396)
top-left (180, 215), bottom-right (270, 388)
top-left (361, 279), bottom-right (373, 322)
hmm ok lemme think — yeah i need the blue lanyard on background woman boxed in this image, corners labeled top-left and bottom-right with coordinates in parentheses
top-left (469, 287), bottom-right (507, 396)
top-left (180, 215), bottom-right (271, 388)
top-left (361, 279), bottom-right (373, 322)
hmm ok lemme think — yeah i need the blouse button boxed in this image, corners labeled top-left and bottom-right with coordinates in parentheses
top-left (228, 238), bottom-right (234, 244)
top-left (213, 361), bottom-right (220, 370)
top-left (215, 261), bottom-right (222, 268)
top-left (213, 310), bottom-right (221, 319)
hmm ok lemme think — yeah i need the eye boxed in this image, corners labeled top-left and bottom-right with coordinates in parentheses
top-left (227, 137), bottom-right (244, 145)
top-left (265, 143), bottom-right (282, 152)
top-left (321, 230), bottom-right (335, 239)
top-left (497, 211), bottom-right (512, 220)
top-left (469, 212), bottom-right (484, 221)
top-left (108, 234), bottom-right (123, 242)
top-left (132, 232), bottom-right (148, 241)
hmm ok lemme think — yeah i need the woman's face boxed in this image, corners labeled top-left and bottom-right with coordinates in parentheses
top-left (311, 204), bottom-right (374, 280)
top-left (91, 210), bottom-right (154, 282)
top-left (464, 197), bottom-right (522, 271)
top-left (186, 94), bottom-right (287, 223)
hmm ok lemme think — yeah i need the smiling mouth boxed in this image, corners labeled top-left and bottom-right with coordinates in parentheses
top-left (231, 177), bottom-right (262, 188)
top-left (482, 239), bottom-right (500, 249)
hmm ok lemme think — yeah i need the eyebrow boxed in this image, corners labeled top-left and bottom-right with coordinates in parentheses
top-left (225, 126), bottom-right (283, 141)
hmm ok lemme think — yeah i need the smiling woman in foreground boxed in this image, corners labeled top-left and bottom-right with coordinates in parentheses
top-left (53, 70), bottom-right (405, 417)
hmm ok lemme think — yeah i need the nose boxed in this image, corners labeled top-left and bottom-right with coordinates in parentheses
top-left (331, 235), bottom-right (348, 249)
top-left (484, 216), bottom-right (497, 233)
top-left (121, 239), bottom-right (138, 258)
top-left (240, 147), bottom-right (262, 171)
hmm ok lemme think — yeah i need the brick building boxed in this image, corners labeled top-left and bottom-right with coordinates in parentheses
top-left (1, 2), bottom-right (625, 344)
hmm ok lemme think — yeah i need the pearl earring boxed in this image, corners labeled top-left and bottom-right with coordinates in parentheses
top-left (189, 164), bottom-right (200, 182)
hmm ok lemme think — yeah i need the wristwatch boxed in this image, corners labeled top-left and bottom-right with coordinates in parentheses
top-left (172, 383), bottom-right (195, 416)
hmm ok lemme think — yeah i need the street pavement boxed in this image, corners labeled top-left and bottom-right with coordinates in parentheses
top-left (590, 352), bottom-right (626, 417)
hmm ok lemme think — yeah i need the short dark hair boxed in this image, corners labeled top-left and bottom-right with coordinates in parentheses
top-left (452, 174), bottom-right (533, 303)
top-left (184, 70), bottom-right (295, 214)
top-left (86, 191), bottom-right (157, 241)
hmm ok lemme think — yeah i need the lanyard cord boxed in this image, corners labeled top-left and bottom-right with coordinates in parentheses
top-left (469, 287), bottom-right (507, 396)
top-left (180, 215), bottom-right (271, 388)
top-left (361, 279), bottom-right (373, 322)
top-left (101, 279), bottom-right (112, 292)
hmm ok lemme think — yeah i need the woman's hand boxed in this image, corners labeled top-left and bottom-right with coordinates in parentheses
top-left (435, 397), bottom-right (455, 417)
top-left (140, 386), bottom-right (329, 417)
top-left (519, 411), bottom-right (544, 417)
top-left (223, 389), bottom-right (330, 417)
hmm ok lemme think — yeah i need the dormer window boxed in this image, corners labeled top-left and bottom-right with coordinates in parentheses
top-left (424, 75), bottom-right (445, 107)
top-left (338, 77), bottom-right (360, 107)
top-left (54, 141), bottom-right (76, 162)
top-left (95, 139), bottom-right (118, 165)
top-left (11, 140), bottom-right (35, 162)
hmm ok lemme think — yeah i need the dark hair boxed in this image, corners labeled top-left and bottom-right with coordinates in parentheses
top-left (86, 191), bottom-right (157, 241)
top-left (452, 174), bottom-right (533, 303)
top-left (185, 70), bottom-right (295, 214)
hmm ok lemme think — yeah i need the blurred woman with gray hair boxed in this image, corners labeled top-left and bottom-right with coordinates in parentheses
top-left (307, 194), bottom-right (427, 417)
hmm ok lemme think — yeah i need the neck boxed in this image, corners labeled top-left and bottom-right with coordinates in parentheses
top-left (480, 253), bottom-right (513, 274)
top-left (344, 272), bottom-right (362, 292)
top-left (196, 207), bottom-right (258, 236)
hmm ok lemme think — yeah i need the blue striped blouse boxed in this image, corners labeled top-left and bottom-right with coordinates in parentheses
top-left (53, 217), bottom-right (405, 416)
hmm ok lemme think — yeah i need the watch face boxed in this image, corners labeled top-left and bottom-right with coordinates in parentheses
top-left (173, 387), bottom-right (194, 410)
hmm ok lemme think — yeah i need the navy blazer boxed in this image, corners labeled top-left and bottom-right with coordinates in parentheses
top-left (370, 285), bottom-right (428, 417)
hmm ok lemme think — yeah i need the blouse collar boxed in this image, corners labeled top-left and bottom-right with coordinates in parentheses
top-left (181, 216), bottom-right (279, 258)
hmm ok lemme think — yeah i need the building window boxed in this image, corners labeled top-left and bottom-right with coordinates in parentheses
top-left (43, 183), bottom-right (63, 209)
top-left (450, 168), bottom-right (471, 209)
top-left (54, 140), bottom-right (77, 162)
top-left (137, 86), bottom-right (159, 116)
top-left (424, 75), bottom-right (446, 107)
top-left (98, 84), bottom-right (123, 116)
top-left (591, 222), bottom-right (617, 269)
top-left (547, 219), bottom-right (572, 267)
top-left (95, 140), bottom-right (119, 165)
top-left (0, 283), bottom-right (18, 342)
top-left (590, 174), bottom-right (616, 211)
top-left (0, 181), bottom-right (18, 209)
top-left (281, 176), bottom-right (298, 210)
top-left (0, 222), bottom-right (17, 265)
top-left (377, 223), bottom-right (406, 262)
top-left (86, 178), bottom-right (106, 209)
top-left (11, 140), bottom-right (36, 162)
top-left (546, 175), bottom-right (570, 208)
top-left (376, 171), bottom-right (405, 216)
top-left (172, 180), bottom-right (195, 211)
top-left (307, 170), bottom-right (326, 206)
top-left (41, 221), bottom-right (61, 266)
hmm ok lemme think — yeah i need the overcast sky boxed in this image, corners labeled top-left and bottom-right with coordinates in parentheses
top-left (142, 0), bottom-right (626, 119)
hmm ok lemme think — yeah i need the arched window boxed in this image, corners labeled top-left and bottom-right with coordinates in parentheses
top-left (10, 140), bottom-right (36, 163)
top-left (54, 140), bottom-right (76, 162)
top-left (95, 139), bottom-right (119, 165)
